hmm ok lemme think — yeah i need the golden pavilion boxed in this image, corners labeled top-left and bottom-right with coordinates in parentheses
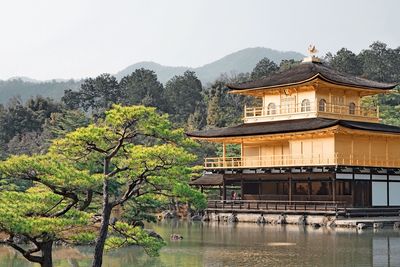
top-left (188, 50), bottom-right (399, 210)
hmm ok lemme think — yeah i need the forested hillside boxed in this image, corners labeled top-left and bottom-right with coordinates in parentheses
top-left (0, 41), bottom-right (398, 161)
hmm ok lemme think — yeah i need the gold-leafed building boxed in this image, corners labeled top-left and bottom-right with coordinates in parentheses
top-left (188, 53), bottom-right (399, 208)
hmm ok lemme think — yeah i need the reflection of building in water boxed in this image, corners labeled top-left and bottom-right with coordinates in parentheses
top-left (373, 236), bottom-right (400, 266)
top-left (188, 48), bottom-right (400, 210)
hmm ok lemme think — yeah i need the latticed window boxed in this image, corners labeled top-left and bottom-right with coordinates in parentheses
top-left (267, 102), bottom-right (276, 115)
top-left (319, 99), bottom-right (327, 112)
top-left (349, 102), bottom-right (356, 115)
top-left (281, 96), bottom-right (296, 113)
top-left (301, 99), bottom-right (311, 112)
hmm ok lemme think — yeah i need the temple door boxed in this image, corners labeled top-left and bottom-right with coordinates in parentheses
top-left (353, 181), bottom-right (371, 207)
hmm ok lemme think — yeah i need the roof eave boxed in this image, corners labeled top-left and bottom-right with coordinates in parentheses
top-left (227, 74), bottom-right (397, 93)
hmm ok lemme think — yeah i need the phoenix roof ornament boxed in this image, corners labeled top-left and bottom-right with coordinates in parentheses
top-left (303, 44), bottom-right (321, 63)
top-left (308, 45), bottom-right (318, 56)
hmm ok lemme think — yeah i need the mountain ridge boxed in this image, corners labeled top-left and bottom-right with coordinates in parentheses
top-left (0, 47), bottom-right (304, 104)
top-left (116, 47), bottom-right (304, 83)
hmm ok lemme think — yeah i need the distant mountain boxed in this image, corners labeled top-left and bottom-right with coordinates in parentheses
top-left (116, 47), bottom-right (304, 84)
top-left (0, 47), bottom-right (304, 104)
top-left (115, 61), bottom-right (189, 84)
top-left (0, 79), bottom-right (81, 105)
top-left (7, 76), bottom-right (42, 83)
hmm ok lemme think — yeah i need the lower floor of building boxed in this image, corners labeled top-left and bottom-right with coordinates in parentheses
top-left (191, 167), bottom-right (400, 208)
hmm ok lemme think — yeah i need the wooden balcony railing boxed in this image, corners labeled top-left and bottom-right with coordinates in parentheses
top-left (244, 102), bottom-right (379, 123)
top-left (207, 200), bottom-right (347, 214)
top-left (204, 153), bottom-right (400, 169)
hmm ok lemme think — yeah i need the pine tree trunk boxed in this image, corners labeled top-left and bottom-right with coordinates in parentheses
top-left (40, 241), bottom-right (53, 267)
top-left (91, 201), bottom-right (112, 267)
top-left (92, 158), bottom-right (112, 267)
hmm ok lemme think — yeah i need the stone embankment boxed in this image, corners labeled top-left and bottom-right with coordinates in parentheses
top-left (201, 212), bottom-right (400, 229)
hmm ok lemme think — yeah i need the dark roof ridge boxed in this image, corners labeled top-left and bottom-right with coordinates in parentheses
top-left (227, 61), bottom-right (397, 91)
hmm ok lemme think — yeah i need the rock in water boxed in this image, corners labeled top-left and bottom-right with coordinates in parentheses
top-left (298, 215), bottom-right (306, 225)
top-left (311, 223), bottom-right (321, 229)
top-left (146, 230), bottom-right (163, 240)
top-left (161, 211), bottom-right (175, 220)
top-left (276, 214), bottom-right (286, 224)
top-left (202, 214), bottom-right (210, 222)
top-left (170, 234), bottom-right (183, 240)
top-left (256, 215), bottom-right (266, 224)
top-left (357, 223), bottom-right (367, 230)
top-left (228, 214), bottom-right (238, 223)
top-left (191, 214), bottom-right (202, 221)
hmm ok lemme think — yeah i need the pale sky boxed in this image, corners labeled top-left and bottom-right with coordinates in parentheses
top-left (0, 0), bottom-right (399, 80)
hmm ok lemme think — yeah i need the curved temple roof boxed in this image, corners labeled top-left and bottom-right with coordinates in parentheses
top-left (187, 118), bottom-right (400, 139)
top-left (227, 62), bottom-right (397, 91)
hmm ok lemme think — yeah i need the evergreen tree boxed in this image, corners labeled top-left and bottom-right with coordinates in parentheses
top-left (52, 105), bottom-right (204, 267)
top-left (326, 48), bottom-right (362, 76)
top-left (62, 74), bottom-right (124, 115)
top-left (250, 57), bottom-right (278, 80)
top-left (358, 41), bottom-right (400, 82)
top-left (119, 68), bottom-right (164, 110)
top-left (279, 59), bottom-right (301, 71)
top-left (164, 71), bottom-right (203, 124)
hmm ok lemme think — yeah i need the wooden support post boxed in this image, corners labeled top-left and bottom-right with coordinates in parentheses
top-left (240, 177), bottom-right (244, 200)
top-left (222, 179), bottom-right (226, 201)
top-left (222, 142), bottom-right (226, 167)
top-left (289, 176), bottom-right (292, 203)
top-left (332, 177), bottom-right (336, 202)
top-left (352, 170), bottom-right (355, 207)
top-left (240, 141), bottom-right (244, 161)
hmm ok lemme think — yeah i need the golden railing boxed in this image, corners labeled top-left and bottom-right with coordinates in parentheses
top-left (244, 102), bottom-right (379, 121)
top-left (204, 153), bottom-right (400, 169)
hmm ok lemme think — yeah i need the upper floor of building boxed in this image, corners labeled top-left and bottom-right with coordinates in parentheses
top-left (227, 57), bottom-right (397, 124)
top-left (187, 51), bottom-right (399, 170)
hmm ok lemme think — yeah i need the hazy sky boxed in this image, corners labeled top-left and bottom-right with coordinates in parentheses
top-left (1, 0), bottom-right (399, 80)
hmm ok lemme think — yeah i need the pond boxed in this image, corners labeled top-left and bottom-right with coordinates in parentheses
top-left (1, 221), bottom-right (400, 266)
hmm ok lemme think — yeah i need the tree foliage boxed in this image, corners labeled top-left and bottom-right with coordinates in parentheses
top-left (0, 105), bottom-right (204, 267)
top-left (250, 57), bottom-right (278, 80)
top-left (120, 68), bottom-right (165, 109)
top-left (164, 71), bottom-right (203, 125)
top-left (62, 74), bottom-right (124, 115)
top-left (51, 104), bottom-right (203, 267)
top-left (0, 96), bottom-right (63, 158)
top-left (0, 154), bottom-right (99, 267)
top-left (325, 48), bottom-right (362, 76)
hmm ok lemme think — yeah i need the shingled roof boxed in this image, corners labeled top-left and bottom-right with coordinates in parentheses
top-left (187, 118), bottom-right (400, 139)
top-left (227, 62), bottom-right (397, 91)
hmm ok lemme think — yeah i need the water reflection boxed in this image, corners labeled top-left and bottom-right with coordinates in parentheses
top-left (1, 221), bottom-right (400, 267)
